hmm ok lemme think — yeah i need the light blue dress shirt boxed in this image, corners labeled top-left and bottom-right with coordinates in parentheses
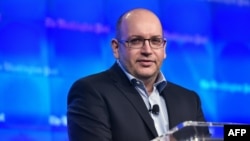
top-left (117, 60), bottom-right (169, 136)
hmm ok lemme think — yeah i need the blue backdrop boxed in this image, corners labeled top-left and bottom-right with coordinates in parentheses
top-left (0, 0), bottom-right (250, 140)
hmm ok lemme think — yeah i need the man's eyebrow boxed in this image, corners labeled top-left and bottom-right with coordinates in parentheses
top-left (128, 35), bottom-right (144, 38)
top-left (151, 35), bottom-right (163, 38)
top-left (128, 35), bottom-right (163, 39)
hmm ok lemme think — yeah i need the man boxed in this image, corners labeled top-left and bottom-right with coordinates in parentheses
top-left (67, 8), bottom-right (208, 141)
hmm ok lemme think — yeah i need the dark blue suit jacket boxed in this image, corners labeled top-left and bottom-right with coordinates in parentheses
top-left (67, 63), bottom-right (207, 141)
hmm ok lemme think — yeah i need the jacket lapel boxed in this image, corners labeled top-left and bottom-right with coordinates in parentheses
top-left (108, 63), bottom-right (158, 137)
top-left (160, 84), bottom-right (179, 129)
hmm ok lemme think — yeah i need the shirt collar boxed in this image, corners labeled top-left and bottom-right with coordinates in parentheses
top-left (116, 60), bottom-right (167, 93)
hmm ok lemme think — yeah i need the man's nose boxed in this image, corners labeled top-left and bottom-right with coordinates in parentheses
top-left (141, 40), bottom-right (153, 53)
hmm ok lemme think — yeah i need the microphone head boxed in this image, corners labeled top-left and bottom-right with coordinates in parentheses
top-left (152, 104), bottom-right (159, 115)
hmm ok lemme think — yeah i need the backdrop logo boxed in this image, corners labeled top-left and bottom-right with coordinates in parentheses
top-left (49, 115), bottom-right (67, 126)
top-left (200, 79), bottom-right (250, 94)
top-left (201, 0), bottom-right (250, 7)
top-left (0, 61), bottom-right (58, 76)
top-left (45, 17), bottom-right (110, 34)
top-left (0, 113), bottom-right (5, 122)
top-left (164, 30), bottom-right (208, 45)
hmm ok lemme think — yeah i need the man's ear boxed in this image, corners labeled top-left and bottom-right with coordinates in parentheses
top-left (111, 39), bottom-right (120, 59)
top-left (164, 52), bottom-right (167, 59)
top-left (164, 42), bottom-right (167, 59)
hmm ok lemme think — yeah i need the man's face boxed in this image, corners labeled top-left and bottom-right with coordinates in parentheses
top-left (112, 11), bottom-right (167, 80)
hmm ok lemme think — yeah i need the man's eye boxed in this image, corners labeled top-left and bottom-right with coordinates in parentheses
top-left (130, 38), bottom-right (143, 44)
top-left (151, 38), bottom-right (162, 43)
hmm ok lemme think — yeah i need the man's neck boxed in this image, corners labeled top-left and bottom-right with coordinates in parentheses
top-left (139, 75), bottom-right (158, 94)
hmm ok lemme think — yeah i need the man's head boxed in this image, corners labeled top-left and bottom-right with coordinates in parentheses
top-left (111, 8), bottom-right (167, 81)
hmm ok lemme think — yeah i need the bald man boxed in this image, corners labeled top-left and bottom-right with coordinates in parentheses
top-left (67, 8), bottom-right (208, 141)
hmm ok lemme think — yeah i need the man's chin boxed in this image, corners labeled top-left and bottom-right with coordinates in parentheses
top-left (136, 72), bottom-right (157, 80)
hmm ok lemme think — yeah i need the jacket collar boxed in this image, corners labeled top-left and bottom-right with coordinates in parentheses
top-left (107, 63), bottom-right (159, 138)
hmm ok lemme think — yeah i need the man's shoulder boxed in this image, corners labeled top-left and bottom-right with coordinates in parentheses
top-left (165, 81), bottom-right (198, 96)
top-left (76, 63), bottom-right (122, 81)
top-left (166, 81), bottom-right (190, 91)
top-left (75, 70), bottom-right (110, 84)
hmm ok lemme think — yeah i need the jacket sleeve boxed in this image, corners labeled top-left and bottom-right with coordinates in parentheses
top-left (194, 91), bottom-right (207, 122)
top-left (67, 79), bottom-right (112, 141)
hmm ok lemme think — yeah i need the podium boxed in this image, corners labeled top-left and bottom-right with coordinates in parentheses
top-left (151, 121), bottom-right (246, 141)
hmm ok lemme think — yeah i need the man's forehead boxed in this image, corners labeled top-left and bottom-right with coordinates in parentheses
top-left (124, 13), bottom-right (132, 19)
top-left (123, 10), bottom-right (153, 19)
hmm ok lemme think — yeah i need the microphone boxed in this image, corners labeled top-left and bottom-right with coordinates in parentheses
top-left (149, 104), bottom-right (160, 115)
